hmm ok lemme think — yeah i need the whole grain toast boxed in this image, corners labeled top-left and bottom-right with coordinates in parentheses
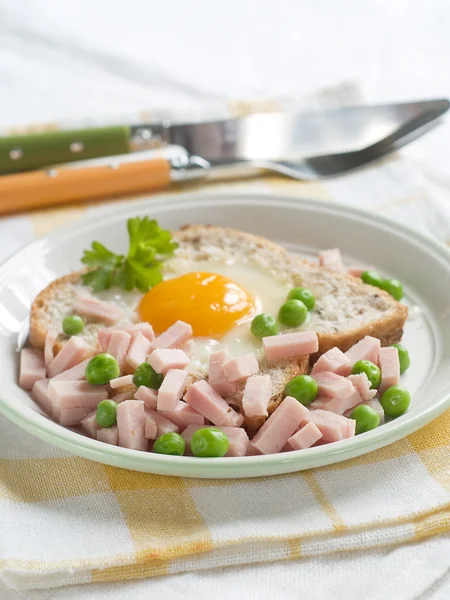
top-left (29, 224), bottom-right (407, 433)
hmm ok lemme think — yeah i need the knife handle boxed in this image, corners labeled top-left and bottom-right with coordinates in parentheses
top-left (0, 126), bottom-right (131, 174)
top-left (0, 158), bottom-right (172, 215)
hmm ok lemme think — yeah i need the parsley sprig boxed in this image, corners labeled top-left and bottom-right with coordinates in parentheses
top-left (81, 217), bottom-right (178, 292)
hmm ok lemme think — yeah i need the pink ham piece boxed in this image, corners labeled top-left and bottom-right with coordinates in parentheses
top-left (345, 335), bottom-right (381, 368)
top-left (126, 332), bottom-right (152, 369)
top-left (347, 373), bottom-right (377, 400)
top-left (263, 331), bottom-right (319, 362)
top-left (310, 387), bottom-right (362, 415)
top-left (312, 371), bottom-right (355, 399)
top-left (48, 380), bottom-right (107, 412)
top-left (153, 320), bottom-right (193, 350)
top-left (159, 401), bottom-right (205, 429)
top-left (98, 329), bottom-right (113, 352)
top-left (208, 349), bottom-right (237, 397)
top-left (134, 386), bottom-right (158, 409)
top-left (112, 390), bottom-right (135, 403)
top-left (148, 348), bottom-right (189, 374)
top-left (311, 347), bottom-right (352, 377)
top-left (97, 426), bottom-right (119, 445)
top-left (19, 348), bottom-right (46, 390)
top-left (181, 425), bottom-right (250, 457)
top-left (348, 265), bottom-right (374, 277)
top-left (144, 415), bottom-right (158, 439)
top-left (81, 411), bottom-right (100, 438)
top-left (180, 339), bottom-right (195, 357)
top-left (306, 409), bottom-right (355, 442)
top-left (250, 396), bottom-right (309, 455)
top-left (31, 378), bottom-right (52, 415)
top-left (54, 406), bottom-right (93, 426)
top-left (109, 374), bottom-right (134, 389)
top-left (364, 398), bottom-right (385, 424)
top-left (222, 353), bottom-right (259, 383)
top-left (157, 369), bottom-right (188, 411)
top-left (73, 293), bottom-right (125, 325)
top-left (44, 329), bottom-right (58, 368)
top-left (286, 422), bottom-right (323, 450)
top-left (53, 357), bottom-right (90, 381)
top-left (184, 380), bottom-right (244, 427)
top-left (47, 336), bottom-right (91, 378)
top-left (144, 408), bottom-right (179, 436)
top-left (107, 330), bottom-right (132, 373)
top-left (319, 248), bottom-right (346, 272)
top-left (126, 322), bottom-right (155, 343)
top-left (116, 400), bottom-right (147, 450)
top-left (379, 346), bottom-right (400, 393)
top-left (242, 374), bottom-right (271, 417)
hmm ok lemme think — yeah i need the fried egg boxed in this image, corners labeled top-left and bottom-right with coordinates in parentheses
top-left (96, 260), bottom-right (291, 370)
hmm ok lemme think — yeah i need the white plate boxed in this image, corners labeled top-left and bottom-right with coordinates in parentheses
top-left (0, 192), bottom-right (449, 479)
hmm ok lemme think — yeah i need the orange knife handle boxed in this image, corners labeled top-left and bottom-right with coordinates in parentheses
top-left (0, 158), bottom-right (172, 215)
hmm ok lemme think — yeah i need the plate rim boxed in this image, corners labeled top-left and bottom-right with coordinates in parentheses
top-left (1, 190), bottom-right (450, 478)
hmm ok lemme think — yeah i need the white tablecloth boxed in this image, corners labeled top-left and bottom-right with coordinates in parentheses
top-left (1, 1), bottom-right (450, 598)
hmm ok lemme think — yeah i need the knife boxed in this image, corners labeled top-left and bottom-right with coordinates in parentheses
top-left (0, 98), bottom-right (447, 215)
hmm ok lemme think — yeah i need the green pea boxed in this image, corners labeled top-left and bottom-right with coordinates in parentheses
top-left (190, 427), bottom-right (229, 458)
top-left (62, 315), bottom-right (84, 336)
top-left (380, 278), bottom-right (403, 301)
top-left (96, 399), bottom-right (117, 428)
top-left (380, 385), bottom-right (410, 418)
top-left (349, 404), bottom-right (380, 435)
top-left (85, 353), bottom-right (120, 385)
top-left (251, 313), bottom-right (278, 338)
top-left (361, 270), bottom-right (382, 287)
top-left (153, 432), bottom-right (185, 456)
top-left (392, 343), bottom-right (410, 374)
top-left (351, 360), bottom-right (381, 389)
top-left (133, 362), bottom-right (163, 389)
top-left (278, 299), bottom-right (308, 327)
top-left (284, 375), bottom-right (318, 406)
top-left (287, 287), bottom-right (316, 310)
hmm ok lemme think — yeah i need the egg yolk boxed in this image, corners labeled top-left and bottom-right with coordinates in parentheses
top-left (138, 272), bottom-right (256, 337)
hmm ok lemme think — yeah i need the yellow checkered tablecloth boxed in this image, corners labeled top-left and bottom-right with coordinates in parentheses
top-left (1, 98), bottom-right (450, 592)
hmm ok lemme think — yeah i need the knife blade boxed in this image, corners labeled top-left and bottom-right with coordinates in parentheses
top-left (1, 99), bottom-right (448, 175)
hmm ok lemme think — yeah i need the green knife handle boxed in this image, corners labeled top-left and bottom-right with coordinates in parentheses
top-left (0, 125), bottom-right (131, 174)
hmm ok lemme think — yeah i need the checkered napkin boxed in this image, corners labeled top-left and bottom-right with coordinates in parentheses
top-left (1, 93), bottom-right (450, 592)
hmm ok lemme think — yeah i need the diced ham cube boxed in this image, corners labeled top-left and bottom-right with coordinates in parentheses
top-left (184, 380), bottom-right (244, 427)
top-left (54, 406), bottom-right (92, 426)
top-left (19, 348), bottom-right (46, 390)
top-left (44, 330), bottom-right (58, 368)
top-left (97, 426), bottom-right (119, 445)
top-left (208, 349), bottom-right (237, 397)
top-left (306, 409), bottom-right (355, 442)
top-left (157, 369), bottom-right (188, 411)
top-left (52, 357), bottom-right (90, 381)
top-left (348, 265), bottom-right (374, 277)
top-left (98, 329), bottom-right (113, 352)
top-left (223, 353), bottom-right (259, 383)
top-left (31, 378), bottom-right (52, 415)
top-left (364, 398), bottom-right (385, 424)
top-left (126, 322), bottom-right (155, 343)
top-left (345, 336), bottom-right (381, 367)
top-left (126, 332), bottom-right (152, 369)
top-left (347, 373), bottom-right (377, 400)
top-left (312, 371), bottom-right (355, 399)
top-left (319, 248), bottom-right (345, 272)
top-left (147, 348), bottom-right (189, 374)
top-left (310, 387), bottom-right (362, 415)
top-left (134, 386), bottom-right (158, 409)
top-left (181, 425), bottom-right (250, 457)
top-left (180, 339), bottom-right (195, 357)
top-left (48, 380), bottom-right (107, 411)
top-left (250, 396), bottom-right (309, 455)
top-left (107, 330), bottom-right (132, 373)
top-left (116, 400), bottom-right (147, 450)
top-left (73, 293), bottom-right (125, 325)
top-left (109, 374), bottom-right (134, 389)
top-left (379, 346), bottom-right (401, 393)
top-left (144, 408), bottom-right (179, 436)
top-left (112, 390), bottom-right (135, 403)
top-left (153, 320), bottom-right (193, 350)
top-left (47, 336), bottom-right (91, 378)
top-left (144, 415), bottom-right (158, 439)
top-left (159, 401), bottom-right (205, 429)
top-left (81, 411), bottom-right (100, 438)
top-left (286, 422), bottom-right (323, 450)
top-left (311, 347), bottom-right (352, 377)
top-left (242, 374), bottom-right (271, 417)
top-left (263, 331), bottom-right (318, 362)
